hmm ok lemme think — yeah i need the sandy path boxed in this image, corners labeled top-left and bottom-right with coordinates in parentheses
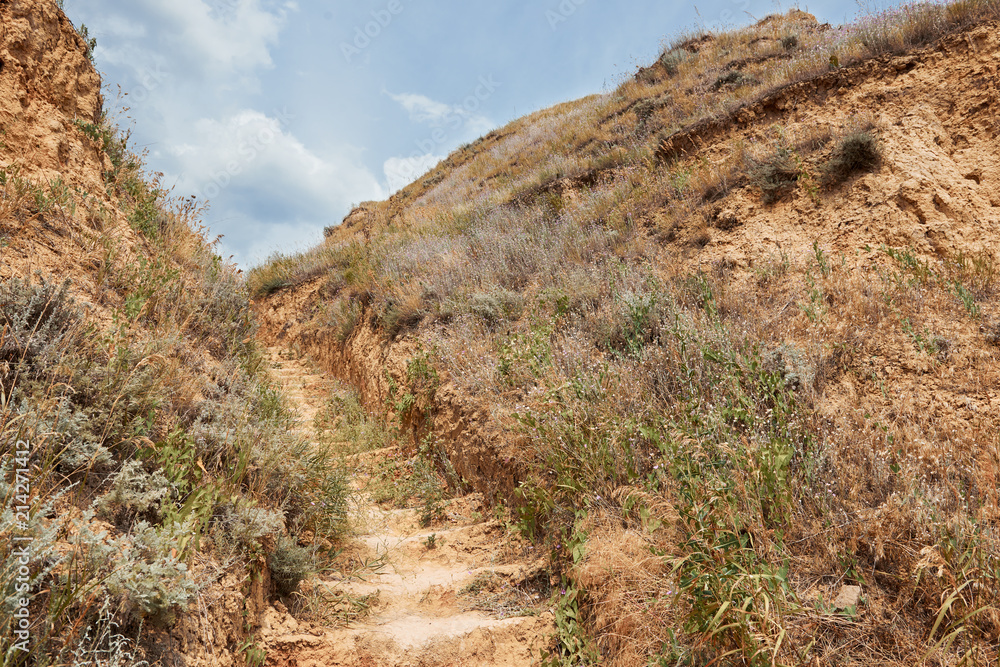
top-left (260, 348), bottom-right (554, 667)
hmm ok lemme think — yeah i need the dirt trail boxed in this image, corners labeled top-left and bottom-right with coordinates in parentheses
top-left (260, 347), bottom-right (555, 667)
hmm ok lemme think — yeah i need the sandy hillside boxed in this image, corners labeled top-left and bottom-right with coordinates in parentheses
top-left (253, 9), bottom-right (1000, 666)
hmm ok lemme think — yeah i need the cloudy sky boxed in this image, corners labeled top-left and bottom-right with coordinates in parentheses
top-left (63, 0), bottom-right (863, 267)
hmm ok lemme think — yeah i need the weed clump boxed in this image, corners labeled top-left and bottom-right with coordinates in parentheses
top-left (469, 288), bottom-right (524, 325)
top-left (748, 148), bottom-right (800, 203)
top-left (659, 48), bottom-right (691, 75)
top-left (822, 130), bottom-right (881, 185)
top-left (258, 275), bottom-right (292, 296)
top-left (633, 96), bottom-right (670, 136)
top-left (379, 297), bottom-right (425, 339)
top-left (108, 521), bottom-right (201, 626)
top-left (0, 277), bottom-right (80, 373)
top-left (269, 534), bottom-right (314, 597)
top-left (95, 460), bottom-right (174, 524)
top-left (711, 70), bottom-right (758, 90)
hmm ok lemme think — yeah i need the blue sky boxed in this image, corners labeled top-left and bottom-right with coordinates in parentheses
top-left (62, 0), bottom-right (861, 266)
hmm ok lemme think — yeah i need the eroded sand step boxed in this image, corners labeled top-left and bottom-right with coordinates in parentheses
top-left (259, 347), bottom-right (554, 667)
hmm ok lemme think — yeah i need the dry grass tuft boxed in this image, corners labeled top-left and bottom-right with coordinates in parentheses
top-left (748, 146), bottom-right (801, 203)
top-left (822, 129), bottom-right (882, 185)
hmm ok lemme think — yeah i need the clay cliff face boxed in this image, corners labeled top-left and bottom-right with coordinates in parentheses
top-left (0, 0), bottom-right (103, 188)
top-left (0, 1), bottom-right (155, 314)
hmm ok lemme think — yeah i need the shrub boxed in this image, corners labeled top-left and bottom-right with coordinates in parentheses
top-left (748, 148), bottom-right (800, 203)
top-left (659, 48), bottom-right (691, 75)
top-left (257, 275), bottom-right (292, 296)
top-left (97, 520), bottom-right (199, 627)
top-left (291, 449), bottom-right (351, 542)
top-left (468, 288), bottom-right (524, 325)
top-left (600, 291), bottom-right (664, 359)
top-left (633, 96), bottom-right (671, 136)
top-left (318, 390), bottom-right (390, 454)
top-left (213, 504), bottom-right (286, 561)
top-left (762, 342), bottom-right (816, 392)
top-left (822, 130), bottom-right (881, 185)
top-left (711, 70), bottom-right (758, 90)
top-left (413, 454), bottom-right (448, 527)
top-left (269, 534), bottom-right (313, 597)
top-left (95, 460), bottom-right (174, 524)
top-left (379, 296), bottom-right (426, 339)
top-left (68, 599), bottom-right (149, 667)
top-left (329, 299), bottom-right (363, 342)
top-left (0, 277), bottom-right (79, 372)
top-left (781, 34), bottom-right (799, 50)
top-left (77, 23), bottom-right (97, 61)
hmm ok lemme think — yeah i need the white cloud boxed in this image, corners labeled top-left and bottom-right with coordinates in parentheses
top-left (386, 90), bottom-right (493, 132)
top-left (169, 109), bottom-right (384, 205)
top-left (383, 154), bottom-right (444, 194)
top-left (163, 109), bottom-right (385, 263)
top-left (82, 0), bottom-right (291, 84)
top-left (148, 0), bottom-right (290, 74)
top-left (388, 92), bottom-right (455, 124)
top-left (382, 88), bottom-right (500, 193)
top-left (234, 219), bottom-right (328, 269)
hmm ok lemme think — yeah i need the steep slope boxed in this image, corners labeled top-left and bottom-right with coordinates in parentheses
top-left (254, 5), bottom-right (1000, 666)
top-left (0, 0), bottom-right (103, 183)
top-left (0, 0), bottom-right (116, 286)
top-left (1, 3), bottom-right (349, 666)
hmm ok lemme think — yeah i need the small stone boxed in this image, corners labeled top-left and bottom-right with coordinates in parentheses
top-left (833, 585), bottom-right (862, 609)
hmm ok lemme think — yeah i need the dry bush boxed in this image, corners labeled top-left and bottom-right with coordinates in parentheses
top-left (822, 129), bottom-right (882, 185)
top-left (748, 147), bottom-right (801, 203)
top-left (570, 505), bottom-right (680, 666)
